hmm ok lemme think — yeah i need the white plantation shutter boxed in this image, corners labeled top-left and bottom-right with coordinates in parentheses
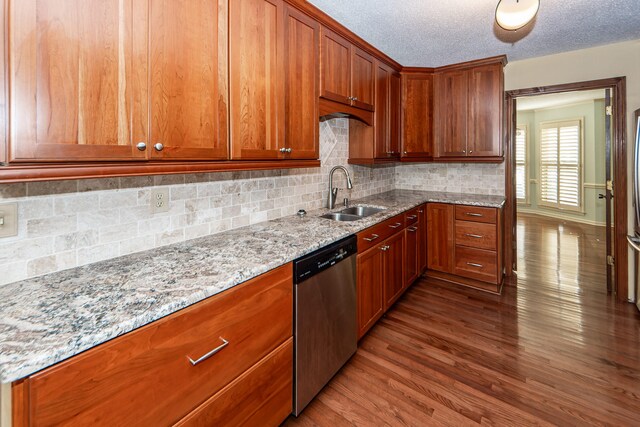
top-left (539, 120), bottom-right (582, 210)
top-left (515, 126), bottom-right (528, 202)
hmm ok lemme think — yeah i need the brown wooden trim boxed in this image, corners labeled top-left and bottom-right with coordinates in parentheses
top-left (399, 157), bottom-right (434, 163)
top-left (347, 157), bottom-right (397, 165)
top-left (505, 77), bottom-right (628, 302)
top-left (283, 0), bottom-right (402, 71)
top-left (0, 160), bottom-right (321, 183)
top-left (434, 55), bottom-right (507, 73)
top-left (424, 270), bottom-right (503, 294)
top-left (432, 156), bottom-right (504, 163)
top-left (400, 67), bottom-right (435, 74)
top-left (12, 379), bottom-right (29, 427)
top-left (319, 98), bottom-right (374, 126)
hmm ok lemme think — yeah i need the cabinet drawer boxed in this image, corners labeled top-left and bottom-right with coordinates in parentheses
top-left (455, 221), bottom-right (497, 250)
top-left (26, 264), bottom-right (293, 426)
top-left (454, 246), bottom-right (498, 283)
top-left (175, 338), bottom-right (293, 427)
top-left (455, 205), bottom-right (497, 224)
top-left (404, 207), bottom-right (421, 226)
top-left (357, 213), bottom-right (405, 252)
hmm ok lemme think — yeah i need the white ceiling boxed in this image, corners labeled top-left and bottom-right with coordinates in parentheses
top-left (516, 89), bottom-right (606, 111)
top-left (307, 0), bottom-right (640, 67)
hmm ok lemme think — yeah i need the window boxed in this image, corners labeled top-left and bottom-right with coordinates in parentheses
top-left (539, 119), bottom-right (583, 211)
top-left (515, 125), bottom-right (528, 204)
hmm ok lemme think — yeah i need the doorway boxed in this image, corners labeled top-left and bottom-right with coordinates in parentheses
top-left (504, 78), bottom-right (628, 301)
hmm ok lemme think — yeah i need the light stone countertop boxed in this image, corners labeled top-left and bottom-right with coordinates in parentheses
top-left (0, 190), bottom-right (504, 383)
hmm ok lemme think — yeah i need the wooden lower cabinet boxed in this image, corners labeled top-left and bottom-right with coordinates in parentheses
top-left (356, 244), bottom-right (385, 339)
top-left (426, 203), bottom-right (455, 273)
top-left (383, 231), bottom-right (405, 310)
top-left (12, 264), bottom-right (293, 427)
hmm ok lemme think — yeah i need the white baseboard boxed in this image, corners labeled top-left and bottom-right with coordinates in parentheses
top-left (517, 207), bottom-right (606, 227)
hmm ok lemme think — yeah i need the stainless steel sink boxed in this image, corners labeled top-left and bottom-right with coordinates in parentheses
top-left (339, 206), bottom-right (385, 217)
top-left (320, 206), bottom-right (386, 222)
top-left (320, 212), bottom-right (362, 222)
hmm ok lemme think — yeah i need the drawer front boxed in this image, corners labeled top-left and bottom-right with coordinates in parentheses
top-left (455, 221), bottom-right (497, 250)
top-left (455, 205), bottom-right (497, 224)
top-left (454, 246), bottom-right (498, 283)
top-left (27, 264), bottom-right (293, 427)
top-left (175, 338), bottom-right (293, 427)
top-left (404, 207), bottom-right (421, 226)
top-left (357, 213), bottom-right (405, 252)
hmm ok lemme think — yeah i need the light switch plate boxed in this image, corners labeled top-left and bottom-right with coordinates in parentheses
top-left (0, 203), bottom-right (18, 238)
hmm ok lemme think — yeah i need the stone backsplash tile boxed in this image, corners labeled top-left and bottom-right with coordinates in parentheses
top-left (395, 162), bottom-right (506, 196)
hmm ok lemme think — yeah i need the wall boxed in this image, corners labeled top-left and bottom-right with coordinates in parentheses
top-left (395, 162), bottom-right (505, 195)
top-left (0, 119), bottom-right (395, 287)
top-left (517, 100), bottom-right (607, 225)
top-left (504, 38), bottom-right (640, 299)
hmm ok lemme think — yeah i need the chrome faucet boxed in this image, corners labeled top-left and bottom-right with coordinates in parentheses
top-left (328, 166), bottom-right (353, 209)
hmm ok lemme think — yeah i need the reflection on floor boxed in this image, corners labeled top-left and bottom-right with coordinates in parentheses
top-left (285, 214), bottom-right (640, 426)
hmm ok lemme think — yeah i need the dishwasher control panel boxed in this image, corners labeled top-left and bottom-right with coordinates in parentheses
top-left (294, 236), bottom-right (357, 284)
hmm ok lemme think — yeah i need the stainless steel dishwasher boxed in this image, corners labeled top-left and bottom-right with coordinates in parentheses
top-left (293, 235), bottom-right (357, 416)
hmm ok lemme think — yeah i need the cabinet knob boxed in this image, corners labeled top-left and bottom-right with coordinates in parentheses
top-left (403, 151), bottom-right (408, 155)
top-left (462, 150), bottom-right (466, 154)
top-left (279, 147), bottom-right (287, 153)
top-left (286, 148), bottom-right (292, 153)
top-left (136, 142), bottom-right (147, 151)
top-left (352, 97), bottom-right (358, 101)
top-left (154, 143), bottom-right (164, 152)
top-left (469, 150), bottom-right (473, 154)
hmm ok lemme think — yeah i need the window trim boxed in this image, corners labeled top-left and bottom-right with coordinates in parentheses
top-left (536, 117), bottom-right (585, 213)
top-left (515, 123), bottom-right (529, 205)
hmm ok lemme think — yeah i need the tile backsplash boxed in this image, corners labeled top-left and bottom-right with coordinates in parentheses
top-left (395, 162), bottom-right (505, 196)
top-left (0, 119), bottom-right (395, 286)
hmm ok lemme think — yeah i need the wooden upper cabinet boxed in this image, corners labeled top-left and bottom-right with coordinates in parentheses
top-left (374, 64), bottom-right (391, 159)
top-left (8, 0), bottom-right (148, 162)
top-left (320, 26), bottom-right (352, 106)
top-left (350, 48), bottom-right (375, 112)
top-left (434, 69), bottom-right (468, 158)
top-left (150, 0), bottom-right (228, 160)
top-left (467, 63), bottom-right (503, 157)
top-left (401, 72), bottom-right (433, 159)
top-left (229, 0), bottom-right (285, 160)
top-left (284, 6), bottom-right (319, 160)
top-left (389, 72), bottom-right (401, 157)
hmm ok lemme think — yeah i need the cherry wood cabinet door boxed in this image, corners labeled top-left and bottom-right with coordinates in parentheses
top-left (419, 204), bottom-right (428, 272)
top-left (319, 26), bottom-right (351, 106)
top-left (427, 203), bottom-right (455, 273)
top-left (434, 70), bottom-right (468, 158)
top-left (374, 64), bottom-right (390, 159)
top-left (401, 72), bottom-right (433, 159)
top-left (357, 245), bottom-right (384, 339)
top-left (383, 231), bottom-right (405, 310)
top-left (8, 0), bottom-right (148, 162)
top-left (229, 0), bottom-right (285, 160)
top-left (467, 64), bottom-right (503, 157)
top-left (350, 47), bottom-right (375, 112)
top-left (150, 0), bottom-right (228, 160)
top-left (389, 72), bottom-right (402, 157)
top-left (284, 6), bottom-right (319, 160)
top-left (405, 224), bottom-right (420, 287)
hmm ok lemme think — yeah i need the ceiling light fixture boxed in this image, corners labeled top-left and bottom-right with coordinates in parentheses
top-left (495, 0), bottom-right (540, 31)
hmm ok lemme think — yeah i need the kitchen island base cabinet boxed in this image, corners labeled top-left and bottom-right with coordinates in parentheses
top-left (11, 264), bottom-right (293, 427)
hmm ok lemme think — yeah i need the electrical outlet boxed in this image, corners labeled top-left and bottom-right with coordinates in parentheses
top-left (150, 188), bottom-right (170, 214)
top-left (0, 202), bottom-right (18, 238)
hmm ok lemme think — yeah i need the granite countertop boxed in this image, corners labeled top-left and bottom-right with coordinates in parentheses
top-left (0, 190), bottom-right (504, 383)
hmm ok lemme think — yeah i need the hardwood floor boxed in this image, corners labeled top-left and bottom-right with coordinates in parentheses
top-left (285, 214), bottom-right (640, 426)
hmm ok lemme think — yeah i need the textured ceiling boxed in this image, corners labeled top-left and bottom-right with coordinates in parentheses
top-left (517, 89), bottom-right (606, 111)
top-left (307, 0), bottom-right (640, 67)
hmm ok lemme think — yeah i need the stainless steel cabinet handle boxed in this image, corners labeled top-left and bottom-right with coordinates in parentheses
top-left (380, 245), bottom-right (390, 251)
top-left (363, 234), bottom-right (379, 242)
top-left (352, 97), bottom-right (358, 101)
top-left (469, 150), bottom-right (473, 154)
top-left (286, 148), bottom-right (293, 153)
top-left (418, 210), bottom-right (424, 213)
top-left (466, 262), bottom-right (483, 268)
top-left (136, 142), bottom-right (147, 151)
top-left (465, 212), bottom-right (483, 217)
top-left (154, 143), bottom-right (164, 151)
top-left (389, 222), bottom-right (402, 229)
top-left (462, 150), bottom-right (466, 154)
top-left (408, 226), bottom-right (418, 232)
top-left (347, 96), bottom-right (353, 101)
top-left (279, 147), bottom-right (287, 153)
top-left (407, 215), bottom-right (417, 220)
top-left (465, 233), bottom-right (484, 239)
top-left (187, 337), bottom-right (229, 366)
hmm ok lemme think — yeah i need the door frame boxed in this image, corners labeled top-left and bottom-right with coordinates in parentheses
top-left (504, 77), bottom-right (628, 301)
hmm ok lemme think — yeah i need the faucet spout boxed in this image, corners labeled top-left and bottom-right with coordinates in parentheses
top-left (328, 166), bottom-right (353, 209)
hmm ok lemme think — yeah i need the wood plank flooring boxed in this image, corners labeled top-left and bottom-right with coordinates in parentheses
top-left (285, 215), bottom-right (640, 426)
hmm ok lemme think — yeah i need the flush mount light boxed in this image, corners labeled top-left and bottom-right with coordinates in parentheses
top-left (495, 0), bottom-right (540, 31)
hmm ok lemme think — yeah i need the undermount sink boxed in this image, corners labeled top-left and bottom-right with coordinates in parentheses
top-left (320, 206), bottom-right (386, 222)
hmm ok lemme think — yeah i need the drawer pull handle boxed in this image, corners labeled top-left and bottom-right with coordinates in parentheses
top-left (389, 222), bottom-right (402, 229)
top-left (187, 337), bottom-right (229, 366)
top-left (465, 233), bottom-right (484, 239)
top-left (418, 210), bottom-right (424, 213)
top-left (408, 226), bottom-right (418, 232)
top-left (407, 215), bottom-right (417, 220)
top-left (466, 262), bottom-right (484, 268)
top-left (364, 234), bottom-right (379, 242)
top-left (380, 245), bottom-right (390, 251)
top-left (465, 212), bottom-right (483, 217)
